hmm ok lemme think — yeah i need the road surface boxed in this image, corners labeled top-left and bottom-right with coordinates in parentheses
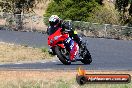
top-left (0, 30), bottom-right (132, 70)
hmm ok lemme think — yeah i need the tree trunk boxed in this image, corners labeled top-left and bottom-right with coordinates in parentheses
top-left (14, 2), bottom-right (23, 31)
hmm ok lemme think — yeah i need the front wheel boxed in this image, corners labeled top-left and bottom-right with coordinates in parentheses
top-left (80, 43), bottom-right (92, 64)
top-left (81, 49), bottom-right (92, 64)
top-left (55, 46), bottom-right (71, 65)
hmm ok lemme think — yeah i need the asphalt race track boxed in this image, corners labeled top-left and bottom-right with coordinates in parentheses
top-left (0, 30), bottom-right (132, 70)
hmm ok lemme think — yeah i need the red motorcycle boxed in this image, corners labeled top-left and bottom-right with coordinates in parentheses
top-left (47, 28), bottom-right (92, 65)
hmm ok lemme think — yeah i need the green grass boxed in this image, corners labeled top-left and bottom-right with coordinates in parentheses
top-left (41, 47), bottom-right (48, 52)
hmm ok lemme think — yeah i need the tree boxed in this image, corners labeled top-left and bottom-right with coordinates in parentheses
top-left (115, 0), bottom-right (132, 24)
top-left (0, 0), bottom-right (43, 13)
top-left (0, 0), bottom-right (44, 30)
top-left (44, 0), bottom-right (120, 25)
top-left (45, 0), bottom-right (100, 21)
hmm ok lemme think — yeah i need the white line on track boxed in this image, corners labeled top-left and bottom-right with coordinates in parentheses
top-left (0, 64), bottom-right (4, 65)
top-left (52, 60), bottom-right (57, 63)
top-left (14, 63), bottom-right (23, 65)
top-left (40, 61), bottom-right (47, 63)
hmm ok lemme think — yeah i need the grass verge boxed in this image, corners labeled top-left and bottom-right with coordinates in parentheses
top-left (0, 70), bottom-right (131, 88)
top-left (0, 42), bottom-right (52, 63)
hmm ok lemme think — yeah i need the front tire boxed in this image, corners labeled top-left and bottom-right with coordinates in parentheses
top-left (55, 46), bottom-right (71, 65)
top-left (81, 49), bottom-right (92, 64)
top-left (80, 43), bottom-right (92, 64)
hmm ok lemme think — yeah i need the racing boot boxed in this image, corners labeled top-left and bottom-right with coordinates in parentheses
top-left (69, 43), bottom-right (79, 62)
top-left (64, 37), bottom-right (79, 62)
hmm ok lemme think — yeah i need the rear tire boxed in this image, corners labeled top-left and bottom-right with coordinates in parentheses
top-left (55, 46), bottom-right (71, 65)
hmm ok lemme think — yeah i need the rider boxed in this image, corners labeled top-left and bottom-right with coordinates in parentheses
top-left (47, 15), bottom-right (82, 61)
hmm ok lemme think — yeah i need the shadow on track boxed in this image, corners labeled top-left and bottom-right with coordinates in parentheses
top-left (56, 63), bottom-right (91, 65)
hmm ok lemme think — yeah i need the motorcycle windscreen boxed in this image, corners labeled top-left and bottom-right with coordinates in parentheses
top-left (48, 26), bottom-right (58, 35)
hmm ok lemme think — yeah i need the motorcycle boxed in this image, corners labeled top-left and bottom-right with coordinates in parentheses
top-left (47, 27), bottom-right (92, 65)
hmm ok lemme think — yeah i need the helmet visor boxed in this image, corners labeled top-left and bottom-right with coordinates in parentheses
top-left (49, 20), bottom-right (59, 27)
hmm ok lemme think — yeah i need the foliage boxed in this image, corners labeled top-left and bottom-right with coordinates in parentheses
top-left (88, 2), bottom-right (120, 25)
top-left (43, 17), bottom-right (49, 26)
top-left (115, 0), bottom-right (132, 25)
top-left (115, 0), bottom-right (131, 12)
top-left (41, 47), bottom-right (48, 52)
top-left (44, 0), bottom-right (120, 25)
top-left (44, 0), bottom-right (101, 21)
top-left (0, 0), bottom-right (45, 13)
top-left (0, 0), bottom-right (46, 30)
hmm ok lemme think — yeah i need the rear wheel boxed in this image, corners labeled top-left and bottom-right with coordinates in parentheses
top-left (55, 46), bottom-right (71, 65)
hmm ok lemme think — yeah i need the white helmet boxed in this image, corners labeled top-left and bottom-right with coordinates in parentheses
top-left (49, 15), bottom-right (60, 27)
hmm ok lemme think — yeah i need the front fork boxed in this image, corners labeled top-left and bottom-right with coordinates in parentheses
top-left (48, 47), bottom-right (56, 55)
